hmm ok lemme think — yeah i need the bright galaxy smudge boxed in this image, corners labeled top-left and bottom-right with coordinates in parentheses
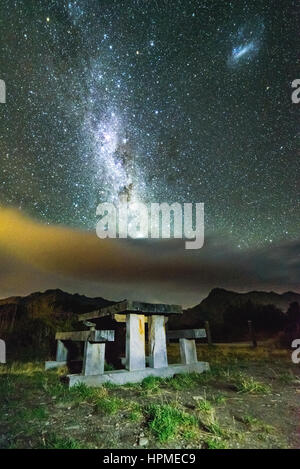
top-left (230, 43), bottom-right (256, 63)
top-left (227, 20), bottom-right (264, 67)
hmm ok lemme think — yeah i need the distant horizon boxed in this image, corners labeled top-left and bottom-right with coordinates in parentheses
top-left (1, 284), bottom-right (300, 311)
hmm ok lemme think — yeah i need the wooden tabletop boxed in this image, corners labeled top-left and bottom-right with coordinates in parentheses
top-left (78, 300), bottom-right (182, 322)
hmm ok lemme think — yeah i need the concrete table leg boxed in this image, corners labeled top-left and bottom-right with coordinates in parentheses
top-left (149, 315), bottom-right (168, 368)
top-left (56, 340), bottom-right (68, 362)
top-left (125, 314), bottom-right (146, 371)
top-left (179, 338), bottom-right (198, 364)
top-left (83, 342), bottom-right (105, 376)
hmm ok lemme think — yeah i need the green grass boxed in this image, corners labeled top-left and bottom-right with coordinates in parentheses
top-left (204, 437), bottom-right (227, 449)
top-left (4, 405), bottom-right (48, 429)
top-left (32, 407), bottom-right (48, 420)
top-left (167, 372), bottom-right (213, 390)
top-left (97, 396), bottom-right (124, 415)
top-left (195, 398), bottom-right (213, 413)
top-left (0, 362), bottom-right (44, 376)
top-left (0, 376), bottom-right (15, 399)
top-left (204, 420), bottom-right (225, 437)
top-left (278, 371), bottom-right (294, 384)
top-left (136, 372), bottom-right (213, 393)
top-left (129, 409), bottom-right (143, 422)
top-left (182, 428), bottom-right (199, 441)
top-left (69, 383), bottom-right (97, 400)
top-left (128, 402), bottom-right (143, 422)
top-left (212, 393), bottom-right (227, 405)
top-left (104, 363), bottom-right (115, 372)
top-left (42, 434), bottom-right (83, 449)
top-left (147, 403), bottom-right (198, 442)
top-left (127, 372), bottom-right (215, 394)
top-left (243, 415), bottom-right (274, 433)
top-left (103, 382), bottom-right (118, 389)
top-left (232, 374), bottom-right (271, 394)
top-left (195, 397), bottom-right (228, 440)
top-left (141, 376), bottom-right (164, 393)
top-left (168, 373), bottom-right (197, 390)
top-left (45, 380), bottom-right (108, 404)
top-left (53, 382), bottom-right (124, 414)
top-left (146, 400), bottom-right (229, 445)
top-left (26, 406), bottom-right (48, 420)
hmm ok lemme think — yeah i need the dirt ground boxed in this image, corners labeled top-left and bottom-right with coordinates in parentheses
top-left (0, 344), bottom-right (299, 449)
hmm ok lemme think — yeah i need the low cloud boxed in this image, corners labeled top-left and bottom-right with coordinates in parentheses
top-left (0, 207), bottom-right (299, 306)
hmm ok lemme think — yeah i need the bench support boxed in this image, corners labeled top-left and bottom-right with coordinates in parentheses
top-left (56, 340), bottom-right (68, 362)
top-left (44, 339), bottom-right (69, 370)
top-left (126, 314), bottom-right (145, 371)
top-left (149, 315), bottom-right (168, 368)
top-left (179, 338), bottom-right (198, 364)
top-left (83, 342), bottom-right (105, 376)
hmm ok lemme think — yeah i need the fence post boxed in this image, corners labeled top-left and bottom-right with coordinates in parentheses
top-left (205, 321), bottom-right (212, 345)
top-left (248, 320), bottom-right (257, 348)
top-left (0, 339), bottom-right (6, 364)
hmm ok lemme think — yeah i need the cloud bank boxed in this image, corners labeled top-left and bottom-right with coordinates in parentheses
top-left (0, 207), bottom-right (298, 306)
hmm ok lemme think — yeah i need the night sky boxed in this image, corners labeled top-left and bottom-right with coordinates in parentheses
top-left (0, 0), bottom-right (299, 303)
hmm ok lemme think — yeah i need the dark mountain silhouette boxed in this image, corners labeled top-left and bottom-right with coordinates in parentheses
top-left (0, 289), bottom-right (115, 358)
top-left (169, 288), bottom-right (300, 329)
top-left (0, 287), bottom-right (299, 358)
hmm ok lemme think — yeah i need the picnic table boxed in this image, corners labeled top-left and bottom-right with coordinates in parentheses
top-left (45, 300), bottom-right (209, 387)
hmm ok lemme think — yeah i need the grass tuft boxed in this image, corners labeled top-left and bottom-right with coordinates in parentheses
top-left (147, 403), bottom-right (198, 442)
top-left (204, 437), bottom-right (227, 449)
top-left (278, 371), bottom-right (294, 384)
top-left (232, 374), bottom-right (271, 394)
top-left (243, 414), bottom-right (274, 433)
top-left (141, 376), bottom-right (164, 393)
top-left (195, 397), bottom-right (213, 413)
top-left (96, 396), bottom-right (124, 415)
top-left (42, 434), bottom-right (82, 449)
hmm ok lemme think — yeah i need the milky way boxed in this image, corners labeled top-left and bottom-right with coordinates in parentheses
top-left (0, 0), bottom-right (299, 249)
